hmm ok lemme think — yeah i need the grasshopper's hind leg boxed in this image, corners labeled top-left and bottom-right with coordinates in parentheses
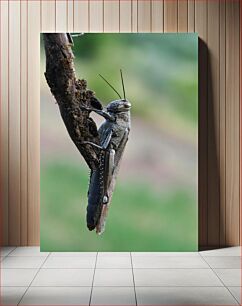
top-left (102, 149), bottom-right (115, 204)
top-left (107, 149), bottom-right (115, 191)
top-left (96, 148), bottom-right (115, 235)
top-left (86, 150), bottom-right (113, 231)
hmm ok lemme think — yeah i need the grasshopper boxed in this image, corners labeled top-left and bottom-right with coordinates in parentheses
top-left (82, 70), bottom-right (131, 234)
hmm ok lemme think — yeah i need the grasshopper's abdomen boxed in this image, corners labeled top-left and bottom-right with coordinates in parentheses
top-left (86, 152), bottom-right (105, 231)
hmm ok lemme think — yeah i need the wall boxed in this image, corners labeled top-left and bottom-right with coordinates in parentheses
top-left (0, 0), bottom-right (240, 248)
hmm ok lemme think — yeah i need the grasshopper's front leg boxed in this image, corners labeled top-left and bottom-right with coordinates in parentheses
top-left (80, 105), bottom-right (115, 122)
top-left (82, 129), bottom-right (113, 151)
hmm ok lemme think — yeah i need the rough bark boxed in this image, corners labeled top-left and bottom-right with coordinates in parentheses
top-left (43, 33), bottom-right (102, 170)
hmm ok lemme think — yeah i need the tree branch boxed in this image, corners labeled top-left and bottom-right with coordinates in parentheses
top-left (43, 33), bottom-right (102, 170)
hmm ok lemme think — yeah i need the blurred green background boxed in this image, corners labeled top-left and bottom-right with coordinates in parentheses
top-left (40, 33), bottom-right (198, 251)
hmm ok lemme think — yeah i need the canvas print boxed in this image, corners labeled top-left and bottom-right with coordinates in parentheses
top-left (40, 33), bottom-right (198, 251)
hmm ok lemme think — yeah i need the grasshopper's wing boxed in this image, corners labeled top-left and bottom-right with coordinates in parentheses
top-left (114, 128), bottom-right (130, 168)
top-left (96, 128), bottom-right (130, 235)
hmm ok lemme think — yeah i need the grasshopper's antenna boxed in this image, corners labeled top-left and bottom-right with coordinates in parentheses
top-left (120, 69), bottom-right (126, 100)
top-left (99, 74), bottom-right (122, 99)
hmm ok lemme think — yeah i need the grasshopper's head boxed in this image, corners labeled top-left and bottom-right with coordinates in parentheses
top-left (107, 99), bottom-right (131, 113)
top-left (99, 69), bottom-right (131, 114)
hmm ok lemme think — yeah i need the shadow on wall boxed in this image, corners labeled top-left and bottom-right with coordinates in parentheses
top-left (198, 38), bottom-right (221, 250)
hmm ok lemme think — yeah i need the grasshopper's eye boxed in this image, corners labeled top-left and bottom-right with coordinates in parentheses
top-left (123, 101), bottom-right (131, 109)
